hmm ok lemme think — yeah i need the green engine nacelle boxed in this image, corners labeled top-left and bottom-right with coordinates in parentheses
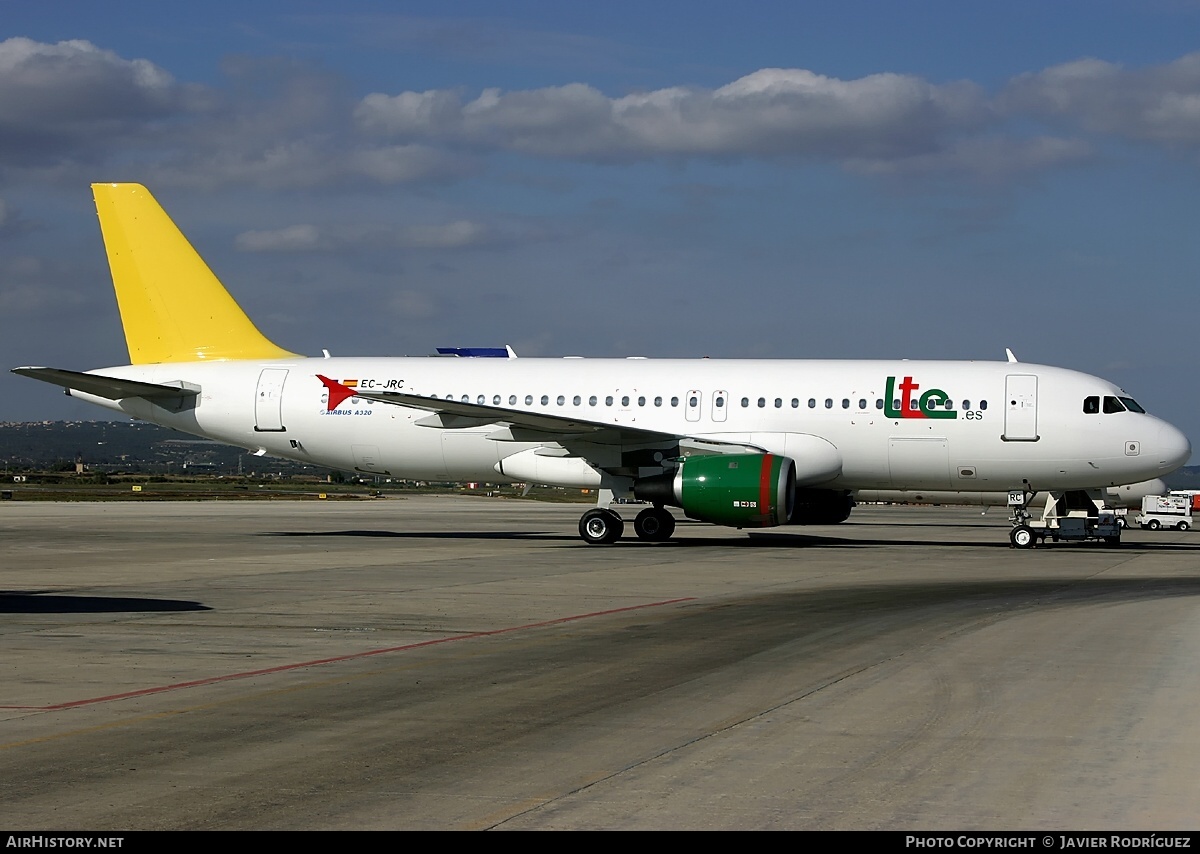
top-left (634, 453), bottom-right (796, 528)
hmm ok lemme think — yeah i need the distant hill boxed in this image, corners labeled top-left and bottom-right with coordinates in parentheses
top-left (3, 420), bottom-right (1197, 487)
top-left (1167, 465), bottom-right (1200, 491)
top-left (0, 420), bottom-right (321, 476)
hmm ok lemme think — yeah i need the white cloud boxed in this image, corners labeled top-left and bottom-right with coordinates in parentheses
top-left (0, 39), bottom-right (472, 190)
top-left (1002, 53), bottom-right (1200, 146)
top-left (355, 69), bottom-right (992, 162)
top-left (0, 199), bottom-right (36, 239)
top-left (388, 289), bottom-right (438, 319)
top-left (0, 38), bottom-right (184, 164)
top-left (8, 35), bottom-right (1200, 193)
top-left (235, 224), bottom-right (323, 252)
top-left (0, 255), bottom-right (88, 316)
top-left (402, 220), bottom-right (488, 249)
top-left (147, 139), bottom-right (473, 191)
top-left (235, 219), bottom-right (500, 253)
top-left (848, 135), bottom-right (1094, 180)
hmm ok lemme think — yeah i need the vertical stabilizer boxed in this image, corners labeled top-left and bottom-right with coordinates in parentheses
top-left (92, 183), bottom-right (297, 364)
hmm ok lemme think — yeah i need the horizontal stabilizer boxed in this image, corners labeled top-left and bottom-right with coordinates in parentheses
top-left (12, 367), bottom-right (200, 402)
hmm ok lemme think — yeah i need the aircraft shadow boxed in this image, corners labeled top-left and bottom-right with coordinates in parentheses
top-left (262, 530), bottom-right (574, 541)
top-left (0, 592), bottom-right (211, 615)
top-left (255, 527), bottom-right (1198, 551)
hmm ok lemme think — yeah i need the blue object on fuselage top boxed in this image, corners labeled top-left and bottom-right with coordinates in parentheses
top-left (435, 347), bottom-right (510, 358)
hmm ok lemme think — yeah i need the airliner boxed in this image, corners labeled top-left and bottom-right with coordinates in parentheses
top-left (854, 479), bottom-right (1168, 512)
top-left (12, 184), bottom-right (1192, 546)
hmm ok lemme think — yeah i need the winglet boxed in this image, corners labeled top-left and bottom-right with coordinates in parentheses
top-left (92, 183), bottom-right (297, 364)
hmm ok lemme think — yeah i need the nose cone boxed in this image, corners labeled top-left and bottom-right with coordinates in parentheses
top-left (1156, 421), bottom-right (1192, 473)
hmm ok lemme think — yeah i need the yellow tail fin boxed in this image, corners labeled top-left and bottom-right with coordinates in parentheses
top-left (92, 183), bottom-right (297, 364)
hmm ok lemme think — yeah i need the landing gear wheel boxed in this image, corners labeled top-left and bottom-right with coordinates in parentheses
top-left (1010, 524), bottom-right (1035, 549)
top-left (1148, 519), bottom-right (1161, 530)
top-left (579, 508), bottom-right (624, 545)
top-left (634, 507), bottom-right (676, 542)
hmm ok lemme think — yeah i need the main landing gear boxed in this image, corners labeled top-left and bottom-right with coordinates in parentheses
top-left (578, 505), bottom-right (676, 545)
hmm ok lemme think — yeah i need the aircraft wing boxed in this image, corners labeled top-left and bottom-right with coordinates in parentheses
top-left (12, 367), bottom-right (200, 402)
top-left (319, 375), bottom-right (680, 447)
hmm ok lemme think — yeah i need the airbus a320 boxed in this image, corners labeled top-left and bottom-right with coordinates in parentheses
top-left (13, 184), bottom-right (1192, 546)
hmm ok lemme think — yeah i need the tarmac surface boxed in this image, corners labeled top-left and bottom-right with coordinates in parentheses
top-left (2, 496), bottom-right (1198, 830)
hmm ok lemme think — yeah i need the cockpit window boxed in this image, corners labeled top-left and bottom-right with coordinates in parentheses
top-left (1103, 396), bottom-right (1126, 414)
top-left (1083, 396), bottom-right (1100, 414)
top-left (1119, 397), bottom-right (1146, 413)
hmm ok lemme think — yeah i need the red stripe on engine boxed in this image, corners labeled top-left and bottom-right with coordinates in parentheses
top-left (759, 452), bottom-right (774, 523)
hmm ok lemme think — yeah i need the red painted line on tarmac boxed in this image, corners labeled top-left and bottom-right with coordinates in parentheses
top-left (5, 597), bottom-right (696, 711)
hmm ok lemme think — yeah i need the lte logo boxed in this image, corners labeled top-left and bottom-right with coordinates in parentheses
top-left (883, 376), bottom-right (957, 420)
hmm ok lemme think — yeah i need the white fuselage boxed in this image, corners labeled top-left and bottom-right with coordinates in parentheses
top-left (70, 356), bottom-right (1190, 492)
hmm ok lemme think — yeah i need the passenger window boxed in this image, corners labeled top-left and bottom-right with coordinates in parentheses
top-left (461, 394), bottom-right (470, 402)
top-left (556, 395), bottom-right (565, 406)
top-left (962, 399), bottom-right (971, 410)
top-left (671, 397), bottom-right (679, 407)
top-left (757, 397), bottom-right (766, 408)
top-left (714, 396), bottom-right (724, 408)
top-left (605, 395), bottom-right (614, 406)
top-left (638, 396), bottom-right (646, 406)
top-left (774, 398), bottom-right (782, 408)
top-left (573, 395), bottom-right (581, 406)
top-left (809, 399), bottom-right (817, 408)
top-left (842, 399), bottom-right (850, 409)
top-left (980, 400), bottom-right (987, 410)
top-left (589, 395), bottom-right (597, 406)
top-left (858, 398), bottom-right (867, 409)
top-left (525, 394), bottom-right (533, 406)
top-left (654, 396), bottom-right (662, 407)
top-left (825, 399), bottom-right (833, 409)
top-left (477, 395), bottom-right (485, 405)
top-left (791, 398), bottom-right (799, 408)
top-left (624, 396), bottom-right (632, 407)
top-left (1083, 396), bottom-right (1100, 414)
top-left (875, 399), bottom-right (883, 410)
top-left (541, 395), bottom-right (549, 406)
top-left (509, 395), bottom-right (517, 405)
top-left (742, 397), bottom-right (750, 407)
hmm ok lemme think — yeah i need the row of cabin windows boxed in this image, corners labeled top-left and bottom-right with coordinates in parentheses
top-left (1082, 395), bottom-right (1145, 415)
top-left (450, 394), bottom-right (683, 407)
top-left (438, 393), bottom-right (988, 412)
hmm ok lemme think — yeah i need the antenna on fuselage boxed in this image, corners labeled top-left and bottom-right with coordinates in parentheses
top-left (1005, 348), bottom-right (1018, 363)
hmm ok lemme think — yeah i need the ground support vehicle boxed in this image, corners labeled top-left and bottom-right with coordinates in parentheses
top-left (1136, 495), bottom-right (1192, 531)
top-left (1008, 489), bottom-right (1122, 548)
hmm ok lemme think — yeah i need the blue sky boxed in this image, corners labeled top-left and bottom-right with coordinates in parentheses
top-left (1, 2), bottom-right (1198, 462)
